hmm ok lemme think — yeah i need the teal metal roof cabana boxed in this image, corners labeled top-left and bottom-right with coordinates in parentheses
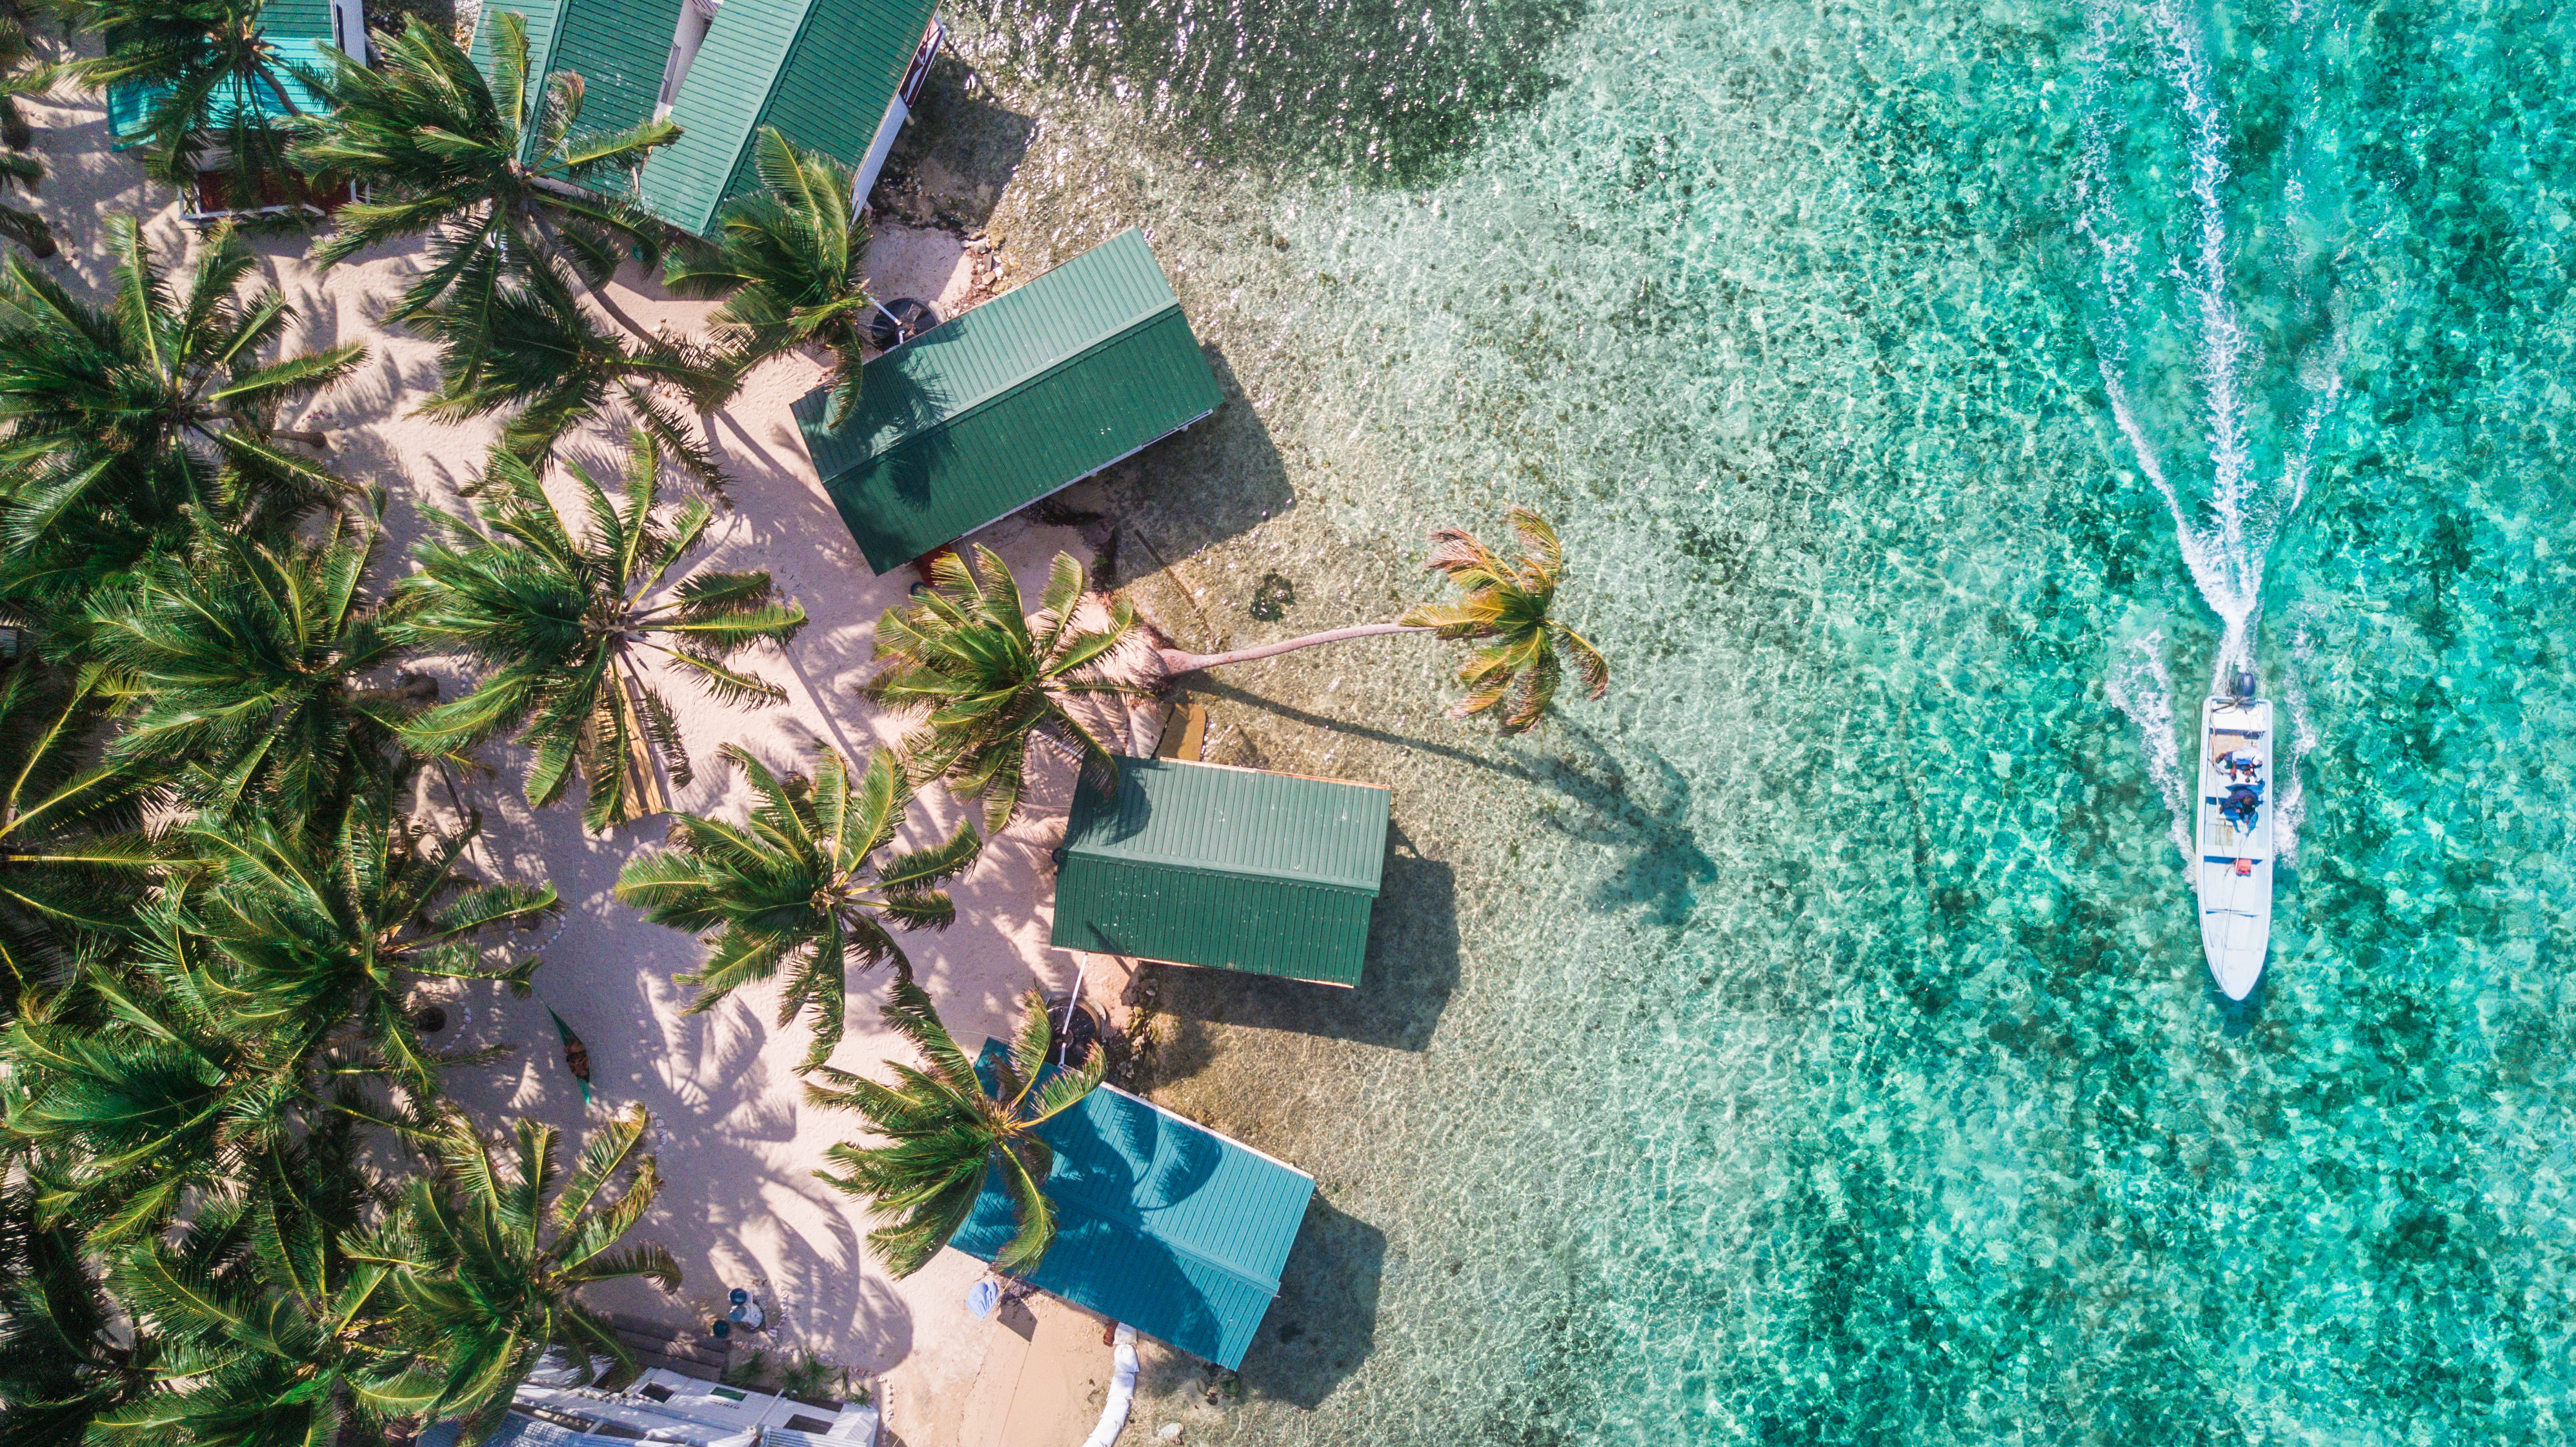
top-left (106, 34), bottom-right (340, 149)
top-left (1049, 758), bottom-right (1391, 987)
top-left (792, 228), bottom-right (1223, 574)
top-left (952, 1042), bottom-right (1313, 1370)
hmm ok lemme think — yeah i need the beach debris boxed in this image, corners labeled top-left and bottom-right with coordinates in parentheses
top-left (1156, 1424), bottom-right (1183, 1442)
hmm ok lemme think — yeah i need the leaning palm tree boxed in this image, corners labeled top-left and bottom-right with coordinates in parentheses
top-left (176, 789), bottom-right (558, 1094)
top-left (0, 218), bottom-right (365, 612)
top-left (297, 15), bottom-right (679, 323)
top-left (0, 656), bottom-right (157, 1017)
top-left (863, 548), bottom-right (1145, 835)
top-left (809, 979), bottom-right (1103, 1277)
top-left (1153, 507), bottom-right (1609, 733)
top-left (61, 0), bottom-right (312, 185)
top-left (85, 519), bottom-right (425, 828)
top-left (352, 1107), bottom-right (680, 1437)
top-left (410, 277), bottom-right (738, 485)
top-left (615, 744), bottom-right (979, 1071)
top-left (392, 440), bottom-right (808, 830)
top-left (664, 126), bottom-right (874, 423)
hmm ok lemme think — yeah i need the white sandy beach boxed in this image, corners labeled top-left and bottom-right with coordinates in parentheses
top-left (19, 54), bottom-right (1190, 1447)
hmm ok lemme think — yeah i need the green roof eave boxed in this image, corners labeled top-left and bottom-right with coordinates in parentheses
top-left (1047, 757), bottom-right (1391, 986)
top-left (639, 0), bottom-right (937, 235)
top-left (792, 229), bottom-right (1224, 574)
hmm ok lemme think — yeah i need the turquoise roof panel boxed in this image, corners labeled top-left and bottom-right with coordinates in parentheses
top-left (951, 1042), bottom-right (1314, 1370)
top-left (792, 230), bottom-right (1223, 573)
top-left (641, 0), bottom-right (936, 235)
top-left (1048, 758), bottom-right (1390, 986)
top-left (106, 37), bottom-right (339, 148)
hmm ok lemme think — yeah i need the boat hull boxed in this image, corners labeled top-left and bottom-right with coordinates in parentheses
top-left (2195, 694), bottom-right (2274, 999)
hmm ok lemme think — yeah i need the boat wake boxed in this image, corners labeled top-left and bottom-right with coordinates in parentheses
top-left (2071, 0), bottom-right (2348, 686)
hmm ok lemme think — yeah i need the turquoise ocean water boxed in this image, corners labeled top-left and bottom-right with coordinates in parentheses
top-left (927, 0), bottom-right (2576, 1438)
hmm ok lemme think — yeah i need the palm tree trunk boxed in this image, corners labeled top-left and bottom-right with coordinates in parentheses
top-left (272, 427), bottom-right (328, 447)
top-left (1156, 622), bottom-right (1430, 678)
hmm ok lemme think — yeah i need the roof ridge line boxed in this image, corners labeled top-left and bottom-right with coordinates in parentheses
top-left (1060, 849), bottom-right (1382, 896)
top-left (832, 265), bottom-right (1180, 458)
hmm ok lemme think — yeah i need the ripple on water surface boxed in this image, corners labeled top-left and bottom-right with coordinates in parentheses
top-left (933, 0), bottom-right (2576, 1438)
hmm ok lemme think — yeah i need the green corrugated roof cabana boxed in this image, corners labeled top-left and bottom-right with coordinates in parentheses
top-left (792, 228), bottom-right (1223, 574)
top-left (952, 1041), bottom-right (1313, 1370)
top-left (471, 0), bottom-right (681, 163)
top-left (1049, 757), bottom-right (1391, 987)
top-left (639, 0), bottom-right (939, 236)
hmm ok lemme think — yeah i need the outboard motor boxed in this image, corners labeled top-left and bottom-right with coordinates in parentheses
top-left (2230, 668), bottom-right (2258, 701)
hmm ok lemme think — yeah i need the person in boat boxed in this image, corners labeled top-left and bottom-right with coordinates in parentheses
top-left (2220, 782), bottom-right (2263, 829)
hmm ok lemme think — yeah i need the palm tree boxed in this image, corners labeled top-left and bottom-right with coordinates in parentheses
top-left (96, 1143), bottom-right (436, 1444)
top-left (85, 519), bottom-right (425, 827)
top-left (664, 126), bottom-right (874, 423)
top-left (0, 20), bottom-right (58, 259)
top-left (61, 0), bottom-right (314, 185)
top-left (0, 1181), bottom-right (157, 1447)
top-left (297, 15), bottom-right (679, 323)
top-left (863, 548), bottom-right (1145, 835)
top-left (1154, 507), bottom-right (1609, 733)
top-left (409, 277), bottom-right (738, 485)
top-left (0, 218), bottom-right (365, 613)
top-left (353, 1107), bottom-right (680, 1437)
top-left (0, 657), bottom-right (157, 1017)
top-left (809, 979), bottom-right (1103, 1277)
top-left (176, 789), bottom-right (559, 1093)
top-left (391, 440), bottom-right (808, 831)
top-left (615, 744), bottom-right (979, 1072)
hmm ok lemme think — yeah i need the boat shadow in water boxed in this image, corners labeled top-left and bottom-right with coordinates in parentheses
top-left (1234, 1195), bottom-right (1387, 1410)
top-left (1140, 828), bottom-right (1460, 1054)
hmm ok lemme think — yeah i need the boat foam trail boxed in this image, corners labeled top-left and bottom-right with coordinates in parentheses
top-left (2077, 0), bottom-right (2344, 697)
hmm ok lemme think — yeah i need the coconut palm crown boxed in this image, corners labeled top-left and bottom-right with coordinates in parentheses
top-left (352, 1107), bottom-right (679, 1439)
top-left (0, 21), bottom-right (58, 260)
top-left (863, 548), bottom-right (1144, 836)
top-left (1398, 507), bottom-right (1607, 731)
top-left (0, 658), bottom-right (155, 1018)
top-left (85, 519), bottom-right (427, 829)
top-left (809, 979), bottom-right (1103, 1277)
top-left (615, 744), bottom-right (979, 1072)
top-left (663, 126), bottom-right (874, 424)
top-left (0, 218), bottom-right (364, 613)
top-left (390, 440), bottom-right (807, 830)
top-left (61, 0), bottom-right (315, 184)
top-left (175, 791), bottom-right (558, 1094)
top-left (296, 15), bottom-right (679, 323)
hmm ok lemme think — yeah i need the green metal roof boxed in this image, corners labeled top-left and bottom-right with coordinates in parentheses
top-left (952, 1041), bottom-right (1313, 1370)
top-left (106, 37), bottom-right (339, 148)
top-left (792, 229), bottom-right (1224, 574)
top-left (1049, 758), bottom-right (1390, 987)
top-left (638, 0), bottom-right (936, 236)
top-left (471, 0), bottom-right (681, 166)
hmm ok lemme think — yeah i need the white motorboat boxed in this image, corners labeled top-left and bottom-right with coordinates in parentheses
top-left (2195, 671), bottom-right (2273, 1000)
